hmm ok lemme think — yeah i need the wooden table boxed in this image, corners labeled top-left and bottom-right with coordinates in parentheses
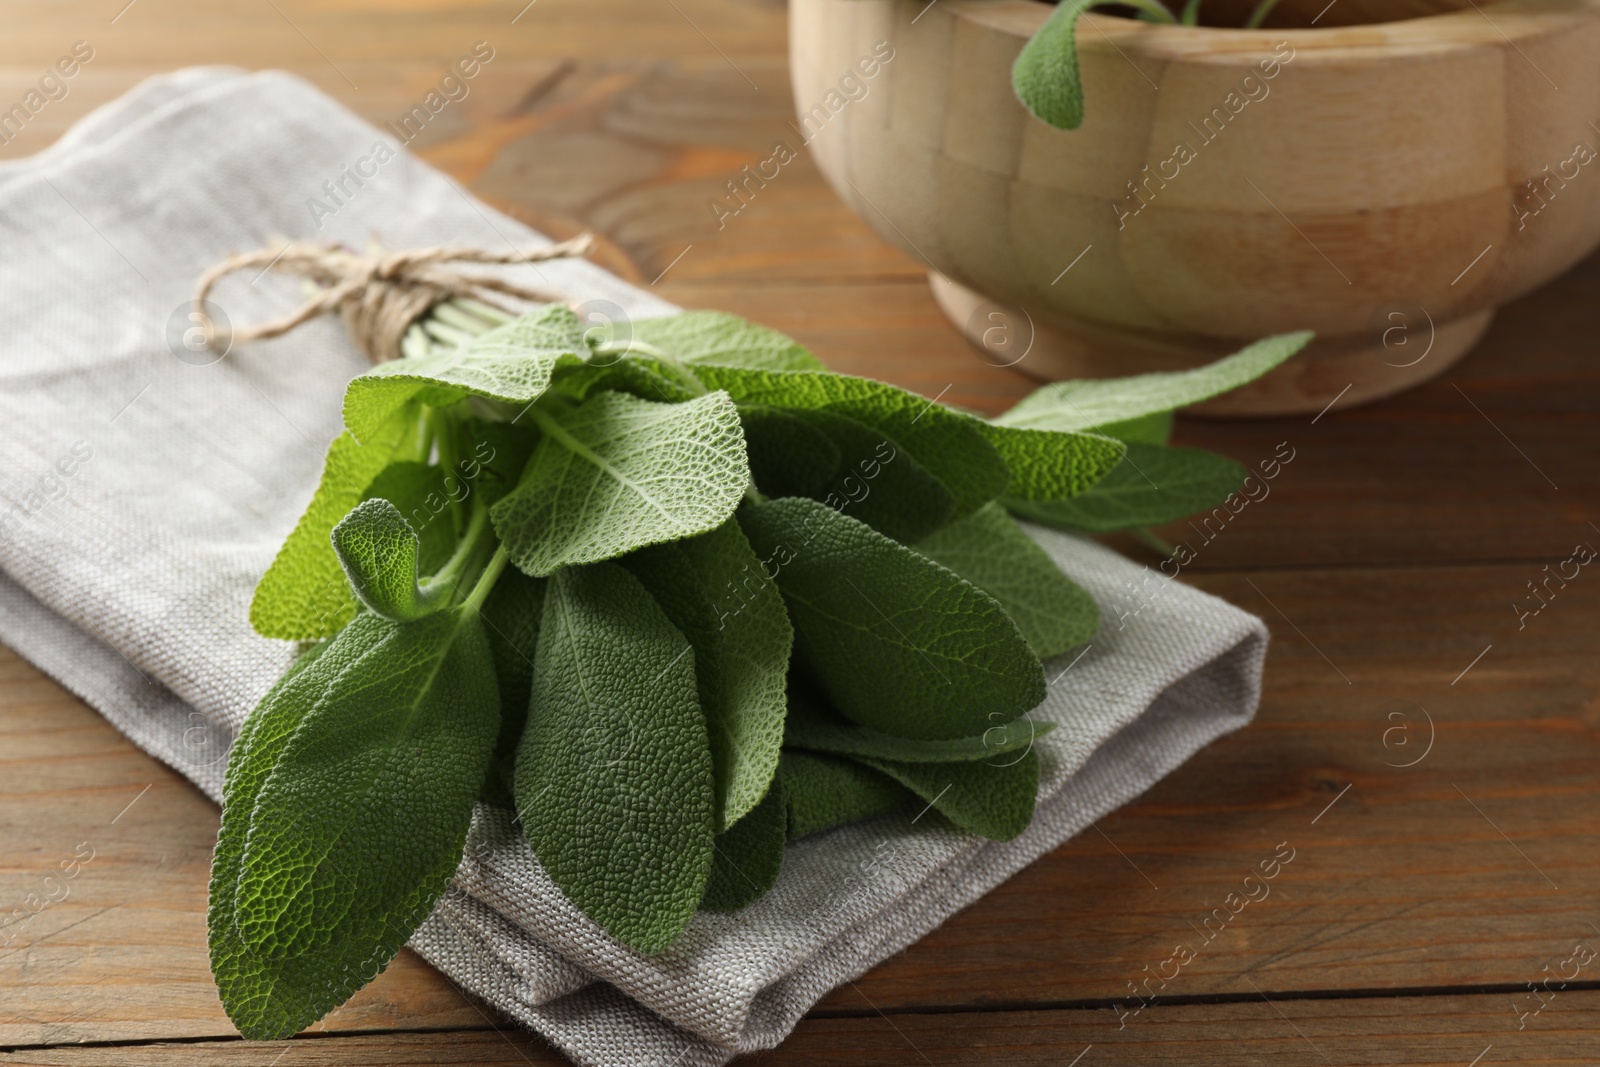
top-left (3, 2), bottom-right (1599, 1063)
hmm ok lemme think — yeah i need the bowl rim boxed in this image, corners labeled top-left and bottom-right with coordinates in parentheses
top-left (933, 0), bottom-right (1597, 46)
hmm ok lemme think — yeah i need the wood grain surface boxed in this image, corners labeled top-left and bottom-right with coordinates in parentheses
top-left (1, 1), bottom-right (1596, 1064)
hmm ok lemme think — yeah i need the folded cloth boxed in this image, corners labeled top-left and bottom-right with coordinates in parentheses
top-left (0, 69), bottom-right (1270, 1066)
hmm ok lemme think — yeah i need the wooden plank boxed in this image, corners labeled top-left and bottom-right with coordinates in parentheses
top-left (769, 992), bottom-right (1600, 1065)
top-left (818, 559), bottom-right (1600, 1012)
top-left (0, 1029), bottom-right (558, 1066)
top-left (3, 560), bottom-right (1596, 1040)
top-left (5, 989), bottom-right (1600, 1064)
top-left (0, 0), bottom-right (788, 67)
top-left (0, 0), bottom-right (1596, 1058)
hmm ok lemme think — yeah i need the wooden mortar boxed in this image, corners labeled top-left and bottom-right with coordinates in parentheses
top-left (790, 0), bottom-right (1600, 415)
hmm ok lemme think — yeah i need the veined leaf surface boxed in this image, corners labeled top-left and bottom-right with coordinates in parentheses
top-left (514, 563), bottom-right (715, 952)
top-left (250, 412), bottom-right (416, 640)
top-left (694, 365), bottom-right (1008, 516)
top-left (342, 306), bottom-right (590, 441)
top-left (993, 332), bottom-right (1313, 434)
top-left (490, 390), bottom-right (749, 577)
top-left (1006, 442), bottom-right (1245, 532)
top-left (211, 609), bottom-right (498, 1037)
top-left (739, 497), bottom-right (1045, 740)
top-left (623, 310), bottom-right (826, 372)
top-left (916, 502), bottom-right (1098, 658)
top-left (622, 518), bottom-right (792, 831)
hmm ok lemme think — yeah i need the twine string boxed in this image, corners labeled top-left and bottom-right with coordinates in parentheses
top-left (193, 233), bottom-right (596, 363)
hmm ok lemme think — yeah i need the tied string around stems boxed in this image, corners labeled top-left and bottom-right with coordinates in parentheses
top-left (193, 233), bottom-right (596, 364)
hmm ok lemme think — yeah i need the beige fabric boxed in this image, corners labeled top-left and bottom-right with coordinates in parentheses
top-left (0, 69), bottom-right (1270, 1066)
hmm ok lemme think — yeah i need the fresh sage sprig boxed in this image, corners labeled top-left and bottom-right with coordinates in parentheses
top-left (1011, 0), bottom-right (1288, 130)
top-left (210, 295), bottom-right (1310, 1039)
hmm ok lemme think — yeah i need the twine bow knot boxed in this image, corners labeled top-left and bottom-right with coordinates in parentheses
top-left (193, 233), bottom-right (595, 363)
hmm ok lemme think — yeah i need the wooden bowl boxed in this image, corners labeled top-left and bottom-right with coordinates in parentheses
top-left (790, 0), bottom-right (1600, 415)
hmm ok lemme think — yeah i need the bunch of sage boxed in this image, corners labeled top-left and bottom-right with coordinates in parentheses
top-left (209, 297), bottom-right (1310, 1039)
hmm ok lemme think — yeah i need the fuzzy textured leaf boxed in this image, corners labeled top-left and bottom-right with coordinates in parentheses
top-left (739, 497), bottom-right (1046, 740)
top-left (551, 354), bottom-right (703, 406)
top-left (625, 310), bottom-right (825, 372)
top-left (1011, 0), bottom-right (1097, 130)
top-left (622, 518), bottom-right (792, 831)
top-left (480, 568), bottom-right (546, 808)
top-left (361, 461), bottom-right (464, 574)
top-left (343, 306), bottom-right (590, 441)
top-left (739, 404), bottom-right (841, 497)
top-left (976, 422), bottom-right (1125, 503)
top-left (514, 563), bottom-right (714, 952)
top-left (1007, 442), bottom-right (1246, 532)
top-left (916, 502), bottom-right (1098, 658)
top-left (780, 750), bottom-right (915, 838)
top-left (694, 365), bottom-right (1008, 516)
top-left (250, 414), bottom-right (415, 640)
top-left (233, 609), bottom-right (498, 959)
top-left (993, 332), bottom-right (1314, 434)
top-left (786, 687), bottom-right (1054, 764)
top-left (744, 406), bottom-right (955, 542)
top-left (797, 410), bottom-right (956, 542)
top-left (701, 779), bottom-right (787, 910)
top-left (857, 748), bottom-right (1040, 841)
top-left (491, 390), bottom-right (749, 577)
top-left (330, 499), bottom-right (450, 622)
top-left (210, 610), bottom-right (498, 1038)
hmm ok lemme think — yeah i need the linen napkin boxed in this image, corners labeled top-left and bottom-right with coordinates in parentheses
top-left (0, 68), bottom-right (1270, 1066)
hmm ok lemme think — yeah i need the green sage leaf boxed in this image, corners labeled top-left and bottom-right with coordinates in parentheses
top-left (624, 310), bottom-right (826, 372)
top-left (1006, 442), bottom-right (1246, 532)
top-left (694, 365), bottom-right (1008, 517)
top-left (739, 404), bottom-right (842, 497)
top-left (976, 423), bottom-right (1126, 503)
top-left (1010, 0), bottom-right (1178, 131)
top-left (622, 518), bottom-right (792, 831)
top-left (701, 779), bottom-right (786, 911)
top-left (793, 410), bottom-right (956, 542)
top-left (743, 406), bottom-right (956, 542)
top-left (551, 354), bottom-right (703, 405)
top-left (1097, 410), bottom-right (1173, 445)
top-left (211, 610), bottom-right (498, 1038)
top-left (343, 306), bottom-right (590, 442)
top-left (786, 685), bottom-right (1054, 764)
top-left (514, 562), bottom-right (714, 953)
top-left (1011, 0), bottom-right (1097, 131)
top-left (779, 750), bottom-right (915, 838)
top-left (233, 608), bottom-right (498, 959)
top-left (330, 499), bottom-right (451, 622)
top-left (490, 390), bottom-right (749, 577)
top-left (739, 497), bottom-right (1045, 740)
top-left (479, 567), bottom-right (546, 809)
top-left (992, 332), bottom-right (1314, 435)
top-left (361, 461), bottom-right (465, 574)
top-left (856, 748), bottom-right (1040, 841)
top-left (250, 413), bottom-right (416, 640)
top-left (916, 502), bottom-right (1097, 658)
